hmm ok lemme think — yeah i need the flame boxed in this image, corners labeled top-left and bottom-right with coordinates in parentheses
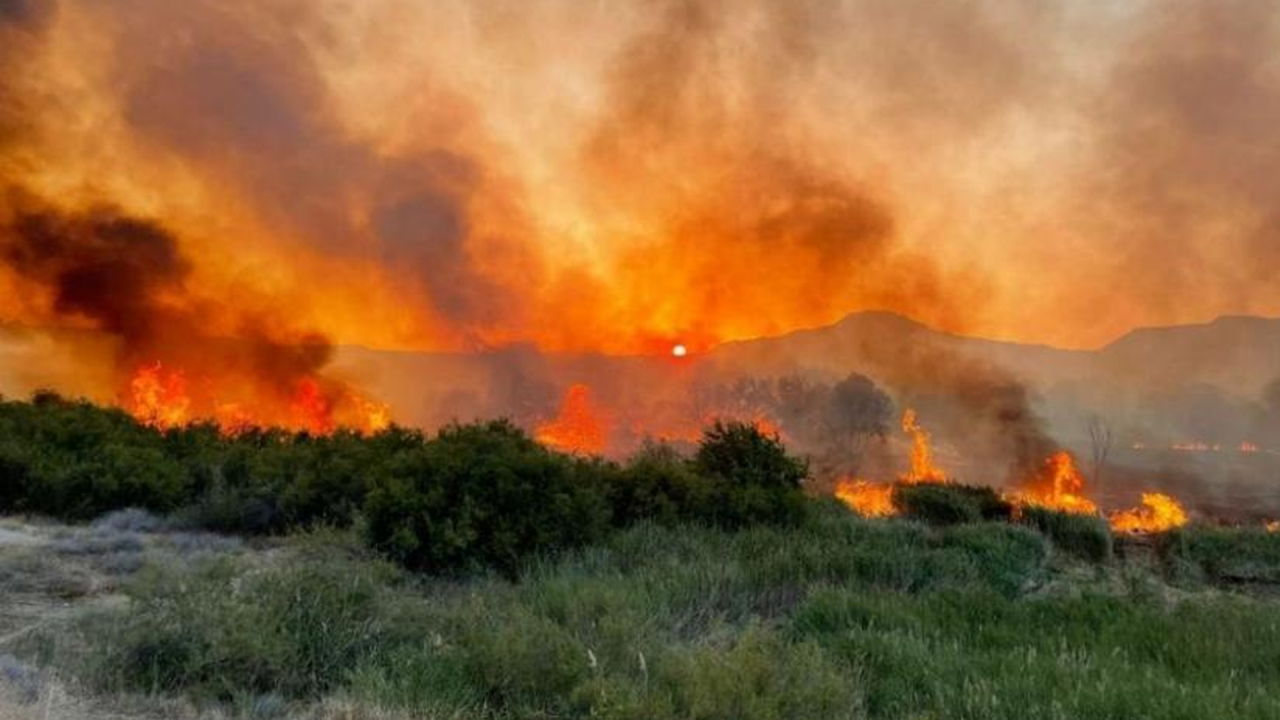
top-left (1266, 520), bottom-right (1279, 533)
top-left (1016, 451), bottom-right (1099, 515)
top-left (1240, 442), bottom-right (1260, 453)
top-left (752, 415), bottom-right (784, 439)
top-left (290, 377), bottom-right (333, 435)
top-left (127, 362), bottom-right (191, 429)
top-left (1108, 493), bottom-right (1188, 533)
top-left (834, 479), bottom-right (897, 517)
top-left (124, 361), bottom-right (388, 436)
top-left (900, 409), bottom-right (946, 484)
top-left (536, 383), bottom-right (608, 454)
top-left (358, 397), bottom-right (392, 433)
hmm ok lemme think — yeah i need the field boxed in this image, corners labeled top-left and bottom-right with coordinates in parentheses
top-left (1, 397), bottom-right (1279, 719)
top-left (2, 505), bottom-right (1279, 720)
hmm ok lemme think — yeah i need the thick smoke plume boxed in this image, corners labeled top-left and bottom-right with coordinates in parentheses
top-left (3, 0), bottom-right (1280, 474)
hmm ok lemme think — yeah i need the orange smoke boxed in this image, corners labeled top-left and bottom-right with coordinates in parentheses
top-left (1109, 493), bottom-right (1188, 534)
top-left (536, 383), bottom-right (608, 454)
top-left (1016, 451), bottom-right (1099, 515)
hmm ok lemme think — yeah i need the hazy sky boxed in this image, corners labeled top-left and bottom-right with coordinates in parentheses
top-left (4, 0), bottom-right (1280, 355)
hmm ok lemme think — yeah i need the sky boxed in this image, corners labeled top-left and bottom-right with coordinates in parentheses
top-left (3, 0), bottom-right (1280, 358)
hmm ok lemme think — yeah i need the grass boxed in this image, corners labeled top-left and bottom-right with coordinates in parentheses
top-left (5, 504), bottom-right (1276, 719)
top-left (1019, 506), bottom-right (1114, 562)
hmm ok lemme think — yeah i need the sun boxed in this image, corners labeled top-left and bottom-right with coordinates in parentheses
top-left (671, 343), bottom-right (688, 358)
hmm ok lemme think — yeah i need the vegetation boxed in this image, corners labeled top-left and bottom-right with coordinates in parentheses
top-left (3, 509), bottom-right (1273, 720)
top-left (3, 393), bottom-right (1280, 719)
top-left (892, 482), bottom-right (1014, 526)
top-left (1019, 506), bottom-right (1114, 562)
top-left (0, 396), bottom-right (809, 574)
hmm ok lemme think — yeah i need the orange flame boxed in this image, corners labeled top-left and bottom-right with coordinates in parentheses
top-left (128, 362), bottom-right (191, 429)
top-left (1266, 520), bottom-right (1279, 533)
top-left (124, 361), bottom-right (388, 436)
top-left (1108, 493), bottom-right (1188, 533)
top-left (1016, 451), bottom-right (1099, 515)
top-left (290, 377), bottom-right (333, 435)
top-left (1240, 442), bottom-right (1260, 453)
top-left (834, 479), bottom-right (897, 517)
top-left (900, 409), bottom-right (946, 484)
top-left (536, 383), bottom-right (608, 454)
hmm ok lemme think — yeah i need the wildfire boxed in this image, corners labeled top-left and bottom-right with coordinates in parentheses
top-left (536, 383), bottom-right (608, 454)
top-left (290, 377), bottom-right (334, 435)
top-left (1108, 493), bottom-right (1188, 533)
top-left (128, 362), bottom-right (191, 429)
top-left (834, 479), bottom-right (896, 517)
top-left (1240, 442), bottom-right (1260, 453)
top-left (1266, 520), bottom-right (1280, 533)
top-left (1016, 451), bottom-right (1099, 515)
top-left (833, 409), bottom-right (946, 517)
top-left (900, 409), bottom-right (947, 484)
top-left (123, 362), bottom-right (389, 436)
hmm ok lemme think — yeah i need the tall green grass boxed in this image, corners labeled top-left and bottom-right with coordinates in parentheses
top-left (46, 506), bottom-right (1279, 719)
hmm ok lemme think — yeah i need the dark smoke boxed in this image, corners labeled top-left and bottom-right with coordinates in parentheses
top-left (1, 203), bottom-right (190, 347)
top-left (0, 197), bottom-right (343, 416)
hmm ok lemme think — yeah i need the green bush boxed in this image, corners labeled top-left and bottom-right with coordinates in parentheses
top-left (609, 441), bottom-right (716, 527)
top-left (1019, 506), bottom-right (1113, 562)
top-left (89, 555), bottom-right (401, 700)
top-left (363, 420), bottom-right (612, 575)
top-left (893, 483), bottom-right (1012, 526)
top-left (1162, 525), bottom-right (1280, 585)
top-left (693, 421), bottom-right (810, 527)
top-left (571, 625), bottom-right (863, 719)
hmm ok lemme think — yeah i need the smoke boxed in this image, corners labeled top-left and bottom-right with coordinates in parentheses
top-left (1, 202), bottom-right (191, 348)
top-left (2, 0), bottom-right (1280, 456)
top-left (0, 196), bottom-right (362, 426)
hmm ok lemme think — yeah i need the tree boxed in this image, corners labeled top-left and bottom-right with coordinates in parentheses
top-left (824, 373), bottom-right (894, 464)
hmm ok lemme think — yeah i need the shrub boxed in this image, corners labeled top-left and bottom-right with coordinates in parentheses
top-left (363, 420), bottom-right (612, 575)
top-left (0, 442), bottom-right (30, 513)
top-left (693, 421), bottom-right (810, 527)
top-left (571, 625), bottom-right (863, 720)
top-left (608, 442), bottom-right (717, 527)
top-left (89, 556), bottom-right (401, 700)
top-left (92, 508), bottom-right (170, 534)
top-left (1019, 506), bottom-right (1113, 562)
top-left (1162, 525), bottom-right (1280, 585)
top-left (893, 483), bottom-right (1012, 526)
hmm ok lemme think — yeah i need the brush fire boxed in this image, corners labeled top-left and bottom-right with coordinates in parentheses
top-left (836, 410), bottom-right (1189, 533)
top-left (0, 0), bottom-right (1269, 534)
